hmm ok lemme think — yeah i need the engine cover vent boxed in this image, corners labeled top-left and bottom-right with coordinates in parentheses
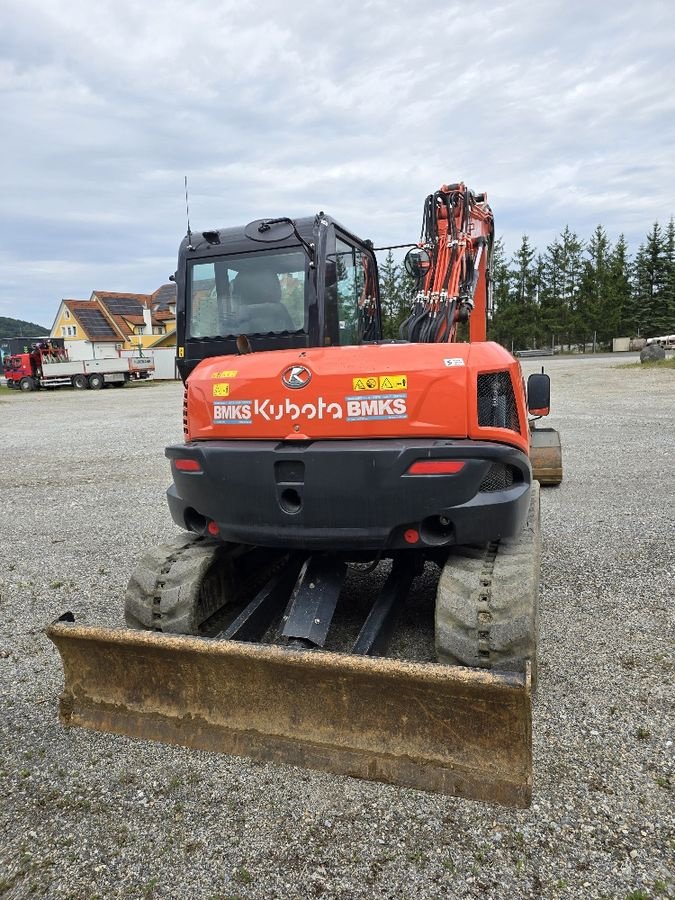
top-left (477, 372), bottom-right (520, 433)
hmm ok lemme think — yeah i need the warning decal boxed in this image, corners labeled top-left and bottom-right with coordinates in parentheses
top-left (379, 374), bottom-right (407, 390)
top-left (212, 383), bottom-right (230, 397)
top-left (352, 374), bottom-right (408, 391)
top-left (352, 376), bottom-right (379, 391)
top-left (211, 370), bottom-right (238, 379)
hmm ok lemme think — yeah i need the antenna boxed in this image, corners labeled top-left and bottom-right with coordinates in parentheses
top-left (185, 176), bottom-right (194, 250)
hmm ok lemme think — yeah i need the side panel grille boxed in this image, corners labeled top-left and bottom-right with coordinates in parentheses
top-left (477, 372), bottom-right (520, 433)
top-left (183, 387), bottom-right (189, 439)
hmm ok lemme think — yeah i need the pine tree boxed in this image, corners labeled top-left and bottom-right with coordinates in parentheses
top-left (633, 222), bottom-right (669, 336)
top-left (544, 227), bottom-right (583, 349)
top-left (506, 235), bottom-right (538, 350)
top-left (663, 218), bottom-right (675, 334)
top-left (533, 254), bottom-right (546, 348)
top-left (540, 238), bottom-right (564, 350)
top-left (606, 234), bottom-right (632, 336)
top-left (378, 250), bottom-right (405, 338)
top-left (487, 238), bottom-right (510, 344)
top-left (580, 225), bottom-right (611, 346)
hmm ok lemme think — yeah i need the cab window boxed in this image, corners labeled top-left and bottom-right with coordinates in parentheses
top-left (331, 238), bottom-right (378, 345)
top-left (188, 249), bottom-right (307, 339)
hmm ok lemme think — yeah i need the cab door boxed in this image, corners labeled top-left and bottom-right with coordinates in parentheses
top-left (323, 231), bottom-right (381, 346)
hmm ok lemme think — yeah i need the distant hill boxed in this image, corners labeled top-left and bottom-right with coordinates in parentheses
top-left (0, 316), bottom-right (49, 339)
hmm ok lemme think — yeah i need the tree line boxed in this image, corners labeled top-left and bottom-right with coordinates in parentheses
top-left (378, 219), bottom-right (675, 350)
top-left (0, 316), bottom-right (49, 340)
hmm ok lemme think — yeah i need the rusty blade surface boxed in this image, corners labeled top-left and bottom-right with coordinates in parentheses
top-left (46, 622), bottom-right (533, 807)
top-left (530, 427), bottom-right (563, 485)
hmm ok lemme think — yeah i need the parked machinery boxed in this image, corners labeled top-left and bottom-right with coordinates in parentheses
top-left (48, 184), bottom-right (562, 806)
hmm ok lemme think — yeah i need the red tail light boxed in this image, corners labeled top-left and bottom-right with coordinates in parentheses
top-left (406, 460), bottom-right (465, 475)
top-left (174, 458), bottom-right (202, 472)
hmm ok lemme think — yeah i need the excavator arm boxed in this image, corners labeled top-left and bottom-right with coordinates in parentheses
top-left (400, 183), bottom-right (494, 344)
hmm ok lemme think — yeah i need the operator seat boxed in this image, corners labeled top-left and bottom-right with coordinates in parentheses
top-left (233, 271), bottom-right (295, 334)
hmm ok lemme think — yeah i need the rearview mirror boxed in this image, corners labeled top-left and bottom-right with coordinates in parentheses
top-left (404, 247), bottom-right (432, 284)
top-left (527, 373), bottom-right (550, 416)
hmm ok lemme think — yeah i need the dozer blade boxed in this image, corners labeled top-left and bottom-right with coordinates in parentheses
top-left (47, 621), bottom-right (532, 807)
top-left (530, 427), bottom-right (563, 485)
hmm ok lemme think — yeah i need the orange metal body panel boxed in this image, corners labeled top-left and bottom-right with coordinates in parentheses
top-left (186, 341), bottom-right (529, 454)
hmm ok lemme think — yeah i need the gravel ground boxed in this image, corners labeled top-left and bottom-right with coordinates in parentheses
top-left (0, 357), bottom-right (673, 900)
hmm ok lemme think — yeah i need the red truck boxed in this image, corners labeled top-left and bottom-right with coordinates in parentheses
top-left (3, 342), bottom-right (154, 391)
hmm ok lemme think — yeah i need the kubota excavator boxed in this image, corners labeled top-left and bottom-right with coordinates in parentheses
top-left (48, 183), bottom-right (562, 807)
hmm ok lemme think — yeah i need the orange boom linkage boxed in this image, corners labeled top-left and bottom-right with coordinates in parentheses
top-left (400, 183), bottom-right (494, 344)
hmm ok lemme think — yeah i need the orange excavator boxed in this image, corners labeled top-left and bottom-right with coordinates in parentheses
top-left (48, 183), bottom-right (562, 807)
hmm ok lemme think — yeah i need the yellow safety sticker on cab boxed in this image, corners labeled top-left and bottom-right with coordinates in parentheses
top-left (211, 370), bottom-right (238, 379)
top-left (177, 347), bottom-right (185, 358)
top-left (212, 383), bottom-right (230, 397)
top-left (352, 374), bottom-right (408, 392)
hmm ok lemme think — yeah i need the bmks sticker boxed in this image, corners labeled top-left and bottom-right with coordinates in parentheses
top-left (345, 394), bottom-right (407, 421)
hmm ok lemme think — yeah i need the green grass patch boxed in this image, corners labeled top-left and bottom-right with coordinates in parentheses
top-left (233, 868), bottom-right (252, 886)
top-left (616, 356), bottom-right (675, 370)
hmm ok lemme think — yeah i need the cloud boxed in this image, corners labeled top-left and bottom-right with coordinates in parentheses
top-left (1, 0), bottom-right (673, 324)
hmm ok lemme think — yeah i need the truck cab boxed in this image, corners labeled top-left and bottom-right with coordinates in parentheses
top-left (3, 353), bottom-right (35, 390)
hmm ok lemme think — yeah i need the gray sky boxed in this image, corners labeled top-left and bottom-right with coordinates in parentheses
top-left (1, 0), bottom-right (673, 326)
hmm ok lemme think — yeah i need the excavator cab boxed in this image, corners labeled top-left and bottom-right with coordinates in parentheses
top-left (176, 215), bottom-right (381, 381)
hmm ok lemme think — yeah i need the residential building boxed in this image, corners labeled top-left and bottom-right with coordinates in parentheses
top-left (50, 284), bottom-right (176, 360)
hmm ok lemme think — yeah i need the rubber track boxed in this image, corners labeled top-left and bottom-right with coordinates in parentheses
top-left (124, 534), bottom-right (238, 635)
top-left (435, 481), bottom-right (541, 687)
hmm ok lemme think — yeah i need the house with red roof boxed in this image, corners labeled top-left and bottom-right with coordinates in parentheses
top-left (50, 284), bottom-right (176, 360)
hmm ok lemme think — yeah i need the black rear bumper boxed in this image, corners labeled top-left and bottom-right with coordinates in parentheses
top-left (165, 438), bottom-right (532, 551)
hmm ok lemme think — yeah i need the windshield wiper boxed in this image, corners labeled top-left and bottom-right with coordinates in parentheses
top-left (255, 218), bottom-right (316, 269)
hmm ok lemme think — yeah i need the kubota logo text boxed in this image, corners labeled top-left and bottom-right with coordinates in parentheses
top-left (212, 394), bottom-right (408, 425)
top-left (281, 365), bottom-right (312, 389)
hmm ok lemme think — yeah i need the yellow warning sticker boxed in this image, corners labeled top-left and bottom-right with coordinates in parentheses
top-left (352, 374), bottom-right (408, 391)
top-left (211, 370), bottom-right (237, 379)
top-left (177, 346), bottom-right (185, 358)
top-left (352, 376), bottom-right (379, 391)
top-left (212, 383), bottom-right (230, 397)
top-left (379, 374), bottom-right (407, 390)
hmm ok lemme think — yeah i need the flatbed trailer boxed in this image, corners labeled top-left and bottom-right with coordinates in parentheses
top-left (4, 344), bottom-right (154, 391)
